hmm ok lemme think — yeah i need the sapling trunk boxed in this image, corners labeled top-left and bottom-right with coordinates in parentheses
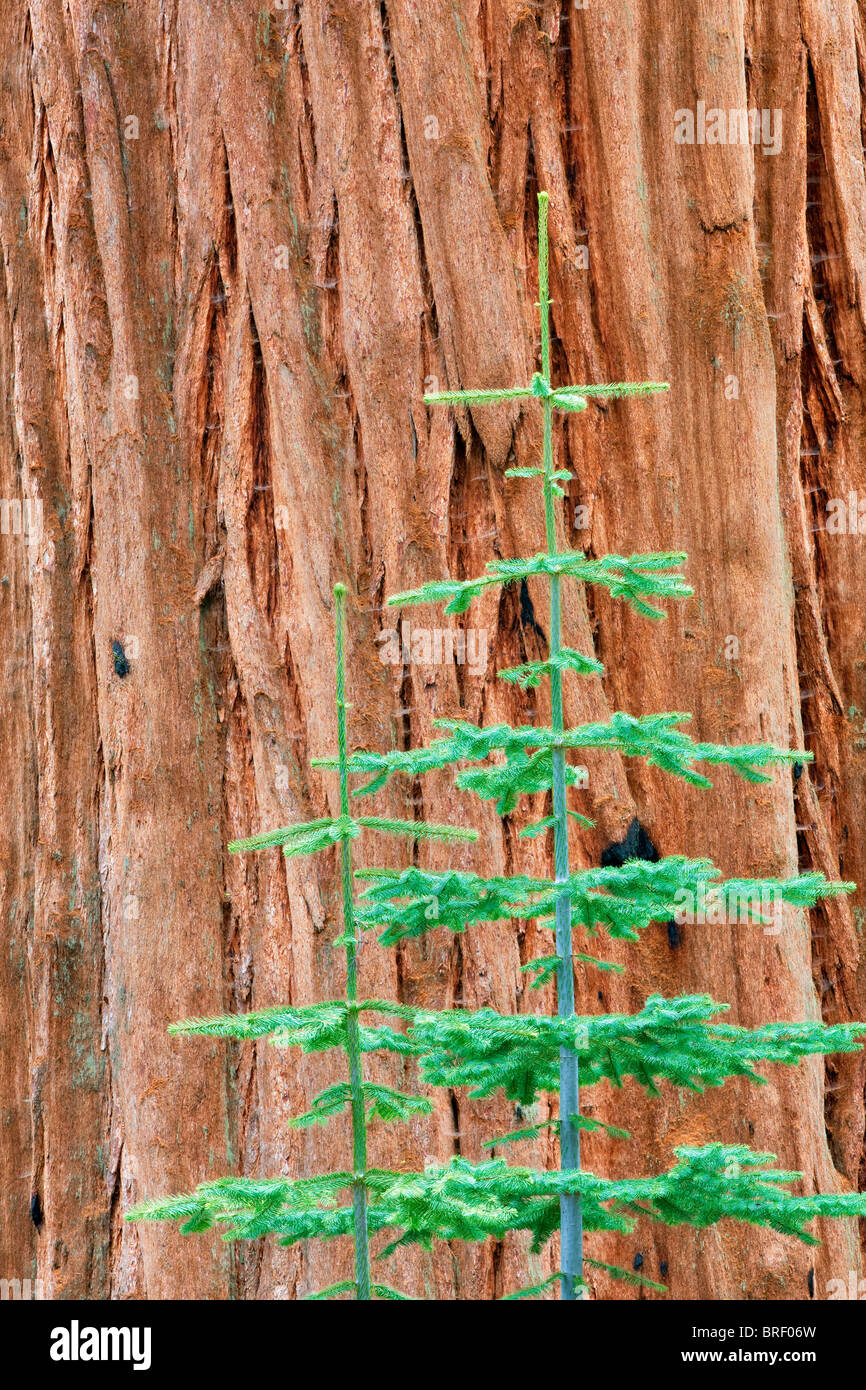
top-left (537, 192), bottom-right (583, 1300)
top-left (334, 582), bottom-right (372, 1300)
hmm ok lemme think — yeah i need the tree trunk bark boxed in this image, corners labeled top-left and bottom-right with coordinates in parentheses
top-left (1, 0), bottom-right (864, 1300)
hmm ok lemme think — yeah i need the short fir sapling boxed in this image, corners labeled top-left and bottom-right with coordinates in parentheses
top-left (130, 194), bottom-right (866, 1299)
top-left (129, 583), bottom-right (478, 1301)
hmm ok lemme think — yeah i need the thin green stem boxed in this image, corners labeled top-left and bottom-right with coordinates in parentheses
top-left (334, 583), bottom-right (372, 1301)
top-left (538, 191), bottom-right (583, 1301)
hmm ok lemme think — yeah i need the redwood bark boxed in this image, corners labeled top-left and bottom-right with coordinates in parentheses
top-left (0, 0), bottom-right (864, 1300)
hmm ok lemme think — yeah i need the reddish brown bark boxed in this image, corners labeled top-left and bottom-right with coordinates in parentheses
top-left (0, 0), bottom-right (864, 1299)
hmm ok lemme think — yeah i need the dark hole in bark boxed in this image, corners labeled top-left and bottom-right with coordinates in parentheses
top-left (112, 639), bottom-right (130, 678)
top-left (30, 1191), bottom-right (43, 1230)
top-left (601, 817), bottom-right (681, 948)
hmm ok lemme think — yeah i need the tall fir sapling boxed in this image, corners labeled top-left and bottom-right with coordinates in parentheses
top-left (130, 194), bottom-right (866, 1300)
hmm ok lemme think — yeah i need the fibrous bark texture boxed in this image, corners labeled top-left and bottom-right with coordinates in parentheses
top-left (0, 0), bottom-right (864, 1300)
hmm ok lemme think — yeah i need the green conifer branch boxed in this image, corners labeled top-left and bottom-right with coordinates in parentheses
top-left (305, 1281), bottom-right (359, 1300)
top-left (501, 1272), bottom-right (576, 1300)
top-left (424, 376), bottom-right (668, 411)
top-left (484, 1116), bottom-right (631, 1148)
top-left (583, 1257), bottom-right (668, 1293)
top-left (354, 815), bottom-right (477, 843)
top-left (316, 713), bottom-right (809, 804)
top-left (128, 1144), bottom-right (866, 1255)
top-left (303, 1281), bottom-right (415, 1301)
top-left (409, 995), bottom-right (866, 1103)
top-left (498, 648), bottom-right (605, 687)
top-left (499, 1260), bottom-right (665, 1298)
top-left (167, 999), bottom-right (420, 1053)
top-left (229, 813), bottom-right (475, 857)
top-left (289, 1081), bottom-right (433, 1129)
top-left (520, 809), bottom-right (597, 836)
top-left (354, 862), bottom-right (852, 946)
top-left (521, 955), bottom-right (564, 989)
top-left (387, 550), bottom-right (693, 619)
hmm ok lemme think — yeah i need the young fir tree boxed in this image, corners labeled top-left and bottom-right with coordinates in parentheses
top-left (130, 195), bottom-right (866, 1301)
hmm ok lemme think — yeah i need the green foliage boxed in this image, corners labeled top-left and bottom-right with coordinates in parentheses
top-left (520, 808), bottom-right (596, 836)
top-left (388, 550), bottom-right (692, 620)
top-left (169, 999), bottom-right (421, 1057)
top-left (584, 1257), bottom-right (667, 1293)
top-left (317, 713), bottom-right (809, 806)
top-left (410, 995), bottom-right (866, 1104)
top-left (305, 1281), bottom-right (358, 1300)
top-left (130, 191), bottom-right (866, 1303)
top-left (355, 861), bottom-right (851, 946)
top-left (129, 1144), bottom-right (866, 1254)
top-left (484, 1116), bottom-right (631, 1147)
top-left (521, 954), bottom-right (563, 989)
top-left (304, 1280), bottom-right (416, 1300)
top-left (290, 1082), bottom-right (432, 1129)
top-left (501, 1272), bottom-right (574, 1300)
top-left (230, 814), bottom-right (476, 859)
top-left (497, 1258), bottom-right (665, 1297)
top-left (499, 647), bottom-right (605, 687)
top-left (425, 375), bottom-right (668, 411)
